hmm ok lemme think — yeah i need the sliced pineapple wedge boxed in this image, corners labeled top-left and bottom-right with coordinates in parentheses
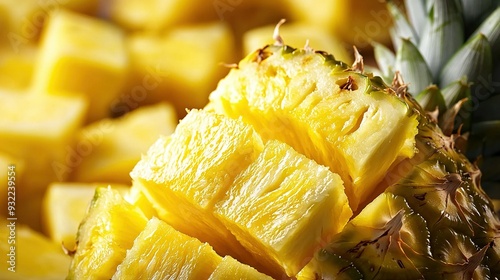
top-left (42, 182), bottom-right (129, 249)
top-left (209, 256), bottom-right (274, 280)
top-left (113, 217), bottom-right (222, 280)
top-left (215, 140), bottom-right (351, 276)
top-left (68, 187), bottom-right (148, 280)
top-left (207, 45), bottom-right (419, 210)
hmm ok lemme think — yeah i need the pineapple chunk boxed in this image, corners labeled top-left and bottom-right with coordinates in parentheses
top-left (0, 45), bottom-right (37, 90)
top-left (208, 46), bottom-right (419, 210)
top-left (33, 9), bottom-right (128, 122)
top-left (68, 187), bottom-right (148, 280)
top-left (0, 91), bottom-right (87, 194)
top-left (109, 0), bottom-right (205, 32)
top-left (131, 110), bottom-right (263, 264)
top-left (42, 182), bottom-right (129, 249)
top-left (124, 183), bottom-right (158, 218)
top-left (283, 0), bottom-right (393, 49)
top-left (125, 22), bottom-right (234, 117)
top-left (243, 23), bottom-right (352, 64)
top-left (209, 256), bottom-right (274, 280)
top-left (215, 140), bottom-right (351, 277)
top-left (113, 217), bottom-right (222, 280)
top-left (0, 220), bottom-right (71, 280)
top-left (70, 102), bottom-right (177, 184)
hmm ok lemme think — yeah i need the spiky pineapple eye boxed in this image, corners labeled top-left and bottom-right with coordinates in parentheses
top-left (337, 76), bottom-right (358, 91)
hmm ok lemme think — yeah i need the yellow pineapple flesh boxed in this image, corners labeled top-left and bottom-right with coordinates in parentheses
top-left (208, 256), bottom-right (274, 280)
top-left (215, 140), bottom-right (351, 276)
top-left (113, 217), bottom-right (222, 280)
top-left (131, 109), bottom-right (263, 264)
top-left (68, 187), bottom-right (148, 280)
top-left (207, 45), bottom-right (419, 210)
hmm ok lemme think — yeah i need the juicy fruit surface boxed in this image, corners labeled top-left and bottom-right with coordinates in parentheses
top-left (208, 45), bottom-right (419, 210)
top-left (208, 256), bottom-right (274, 280)
top-left (68, 187), bottom-right (148, 280)
top-left (113, 217), bottom-right (222, 280)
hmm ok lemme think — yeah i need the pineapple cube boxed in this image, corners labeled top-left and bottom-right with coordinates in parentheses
top-left (33, 9), bottom-right (128, 122)
top-left (113, 218), bottom-right (222, 280)
top-left (70, 102), bottom-right (177, 184)
top-left (42, 182), bottom-right (129, 249)
top-left (126, 22), bottom-right (234, 117)
top-left (109, 0), bottom-right (204, 31)
top-left (0, 220), bottom-right (71, 280)
top-left (243, 23), bottom-right (352, 64)
top-left (0, 45), bottom-right (37, 90)
top-left (215, 140), bottom-right (351, 277)
top-left (283, 0), bottom-right (393, 49)
top-left (209, 256), bottom-right (274, 280)
top-left (0, 92), bottom-right (87, 194)
top-left (68, 187), bottom-right (148, 280)
top-left (131, 110), bottom-right (263, 264)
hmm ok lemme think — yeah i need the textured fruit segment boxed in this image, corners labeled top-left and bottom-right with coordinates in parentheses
top-left (131, 109), bottom-right (263, 261)
top-left (216, 140), bottom-right (351, 277)
top-left (71, 102), bottom-right (177, 184)
top-left (42, 182), bottom-right (129, 249)
top-left (33, 9), bottom-right (127, 122)
top-left (208, 256), bottom-right (274, 280)
top-left (208, 47), bottom-right (418, 210)
top-left (113, 218), bottom-right (222, 280)
top-left (68, 187), bottom-right (148, 280)
top-left (126, 22), bottom-right (234, 117)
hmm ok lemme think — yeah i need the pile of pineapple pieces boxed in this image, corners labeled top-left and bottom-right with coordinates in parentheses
top-left (0, 0), bottom-right (397, 278)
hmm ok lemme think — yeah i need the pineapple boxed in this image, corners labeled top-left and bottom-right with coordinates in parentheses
top-left (113, 217), bottom-right (222, 280)
top-left (68, 37), bottom-right (500, 278)
top-left (125, 22), bottom-right (234, 118)
top-left (33, 9), bottom-right (128, 122)
top-left (70, 102), bottom-right (177, 184)
top-left (68, 187), bottom-right (148, 279)
top-left (372, 0), bottom-right (500, 198)
top-left (42, 182), bottom-right (129, 249)
top-left (208, 256), bottom-right (274, 280)
top-left (0, 220), bottom-right (71, 280)
top-left (207, 44), bottom-right (419, 211)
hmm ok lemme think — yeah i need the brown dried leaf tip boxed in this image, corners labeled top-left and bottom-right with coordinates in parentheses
top-left (273, 19), bottom-right (286, 46)
top-left (350, 46), bottom-right (364, 73)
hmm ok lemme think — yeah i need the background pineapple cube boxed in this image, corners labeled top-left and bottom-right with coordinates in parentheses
top-left (215, 140), bottom-right (351, 277)
top-left (42, 182), bottom-right (129, 249)
top-left (113, 218), bottom-right (222, 280)
top-left (0, 45), bottom-right (37, 90)
top-left (0, 220), bottom-right (71, 280)
top-left (33, 9), bottom-right (128, 122)
top-left (125, 22), bottom-right (234, 117)
top-left (70, 102), bottom-right (177, 184)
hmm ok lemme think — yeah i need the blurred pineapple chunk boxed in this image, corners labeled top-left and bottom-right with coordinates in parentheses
top-left (284, 0), bottom-right (394, 49)
top-left (0, 91), bottom-right (86, 230)
top-left (113, 217), bottom-right (222, 280)
top-left (42, 182), bottom-right (129, 249)
top-left (0, 92), bottom-right (87, 192)
top-left (125, 22), bottom-right (234, 117)
top-left (0, 46), bottom-right (37, 90)
top-left (243, 23), bottom-right (352, 63)
top-left (209, 256), bottom-right (274, 280)
top-left (108, 0), bottom-right (205, 32)
top-left (70, 102), bottom-right (177, 184)
top-left (33, 9), bottom-right (128, 122)
top-left (0, 220), bottom-right (71, 280)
